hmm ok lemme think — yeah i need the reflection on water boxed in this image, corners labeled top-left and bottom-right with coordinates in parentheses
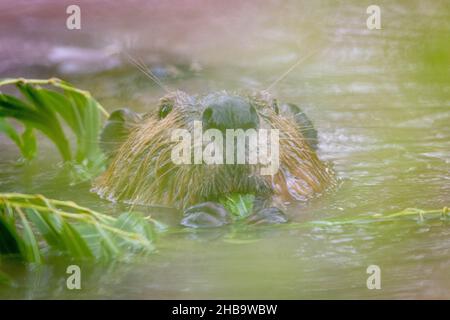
top-left (0, 0), bottom-right (449, 299)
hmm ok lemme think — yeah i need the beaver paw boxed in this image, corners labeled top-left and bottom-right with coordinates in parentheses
top-left (181, 202), bottom-right (232, 228)
top-left (245, 207), bottom-right (288, 225)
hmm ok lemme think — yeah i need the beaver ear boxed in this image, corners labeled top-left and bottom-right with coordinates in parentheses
top-left (99, 108), bottom-right (142, 159)
top-left (279, 103), bottom-right (318, 151)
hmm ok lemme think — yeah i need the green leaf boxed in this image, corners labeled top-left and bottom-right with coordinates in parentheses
top-left (65, 89), bottom-right (102, 162)
top-left (0, 92), bottom-right (71, 161)
top-left (219, 193), bottom-right (255, 218)
top-left (0, 116), bottom-right (37, 160)
top-left (0, 118), bottom-right (21, 147)
top-left (59, 219), bottom-right (95, 259)
top-left (28, 89), bottom-right (81, 138)
top-left (20, 125), bottom-right (37, 160)
top-left (0, 214), bottom-right (21, 255)
top-left (16, 83), bottom-right (72, 160)
top-left (27, 209), bottom-right (63, 249)
top-left (113, 212), bottom-right (155, 252)
top-left (15, 207), bottom-right (41, 263)
top-left (0, 78), bottom-right (108, 178)
top-left (0, 193), bottom-right (158, 263)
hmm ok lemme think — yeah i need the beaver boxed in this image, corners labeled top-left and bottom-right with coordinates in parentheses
top-left (92, 90), bottom-right (335, 227)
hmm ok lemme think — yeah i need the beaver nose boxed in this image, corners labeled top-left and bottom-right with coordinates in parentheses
top-left (202, 96), bottom-right (259, 131)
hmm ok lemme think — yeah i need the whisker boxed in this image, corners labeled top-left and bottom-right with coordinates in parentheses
top-left (124, 52), bottom-right (170, 93)
top-left (131, 57), bottom-right (169, 92)
top-left (135, 57), bottom-right (170, 92)
top-left (265, 47), bottom-right (326, 91)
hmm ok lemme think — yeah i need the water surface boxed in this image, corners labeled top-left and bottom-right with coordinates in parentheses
top-left (0, 0), bottom-right (449, 299)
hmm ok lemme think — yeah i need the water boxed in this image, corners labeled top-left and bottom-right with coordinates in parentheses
top-left (0, 0), bottom-right (449, 299)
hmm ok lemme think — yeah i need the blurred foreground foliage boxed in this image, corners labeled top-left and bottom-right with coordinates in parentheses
top-left (0, 193), bottom-right (160, 264)
top-left (0, 78), bottom-right (109, 180)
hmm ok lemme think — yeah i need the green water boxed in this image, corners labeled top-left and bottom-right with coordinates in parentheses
top-left (0, 0), bottom-right (449, 299)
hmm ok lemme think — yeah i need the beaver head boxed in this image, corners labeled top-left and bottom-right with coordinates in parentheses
top-left (93, 90), bottom-right (335, 210)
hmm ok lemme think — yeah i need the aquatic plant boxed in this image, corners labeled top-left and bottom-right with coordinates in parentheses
top-left (263, 207), bottom-right (449, 231)
top-left (0, 193), bottom-right (157, 264)
top-left (322, 207), bottom-right (449, 225)
top-left (219, 193), bottom-right (255, 218)
top-left (0, 78), bottom-right (109, 178)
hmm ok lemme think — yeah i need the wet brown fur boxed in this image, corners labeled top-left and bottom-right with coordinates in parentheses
top-left (93, 91), bottom-right (335, 209)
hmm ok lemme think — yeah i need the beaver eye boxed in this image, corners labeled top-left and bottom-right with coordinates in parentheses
top-left (159, 103), bottom-right (173, 119)
top-left (272, 99), bottom-right (280, 115)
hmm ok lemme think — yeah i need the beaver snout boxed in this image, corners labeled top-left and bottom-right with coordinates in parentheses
top-left (202, 96), bottom-right (259, 132)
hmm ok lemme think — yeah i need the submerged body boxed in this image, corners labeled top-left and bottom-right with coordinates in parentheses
top-left (93, 90), bottom-right (335, 227)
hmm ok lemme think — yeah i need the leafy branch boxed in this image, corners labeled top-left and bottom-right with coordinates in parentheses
top-left (0, 193), bottom-right (159, 263)
top-left (306, 207), bottom-right (449, 226)
top-left (0, 78), bottom-right (109, 178)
